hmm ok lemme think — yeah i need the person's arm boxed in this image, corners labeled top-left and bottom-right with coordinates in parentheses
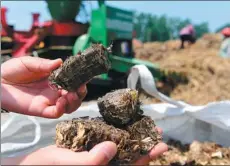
top-left (227, 39), bottom-right (230, 58)
top-left (191, 28), bottom-right (195, 37)
top-left (219, 39), bottom-right (228, 58)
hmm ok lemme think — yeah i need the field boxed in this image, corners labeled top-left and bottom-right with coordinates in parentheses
top-left (1, 33), bottom-right (230, 165)
top-left (133, 33), bottom-right (230, 165)
top-left (134, 33), bottom-right (230, 105)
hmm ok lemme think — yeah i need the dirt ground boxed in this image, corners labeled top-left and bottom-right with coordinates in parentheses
top-left (150, 139), bottom-right (230, 165)
top-left (134, 33), bottom-right (230, 105)
top-left (133, 33), bottom-right (230, 165)
top-left (2, 33), bottom-right (229, 165)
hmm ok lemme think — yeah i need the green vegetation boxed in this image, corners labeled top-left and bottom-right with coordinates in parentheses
top-left (76, 2), bottom-right (228, 42)
top-left (133, 12), bottom-right (210, 42)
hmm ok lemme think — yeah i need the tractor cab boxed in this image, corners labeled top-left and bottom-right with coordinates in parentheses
top-left (72, 3), bottom-right (164, 86)
top-left (73, 4), bottom-right (134, 59)
top-left (92, 5), bottom-right (134, 58)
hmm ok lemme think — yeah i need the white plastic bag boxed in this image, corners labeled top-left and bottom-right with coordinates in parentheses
top-left (2, 64), bottom-right (230, 157)
top-left (128, 65), bottom-right (230, 146)
top-left (1, 112), bottom-right (41, 157)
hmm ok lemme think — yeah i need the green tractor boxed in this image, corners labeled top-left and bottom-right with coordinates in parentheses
top-left (2, 0), bottom-right (183, 93)
top-left (43, 0), bottom-right (167, 89)
top-left (71, 1), bottom-right (165, 87)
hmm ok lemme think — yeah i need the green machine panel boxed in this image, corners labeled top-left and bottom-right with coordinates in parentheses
top-left (106, 5), bottom-right (134, 41)
top-left (89, 5), bottom-right (133, 46)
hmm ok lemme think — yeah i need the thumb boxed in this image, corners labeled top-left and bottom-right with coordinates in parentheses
top-left (41, 58), bottom-right (63, 73)
top-left (20, 56), bottom-right (63, 73)
top-left (47, 58), bottom-right (62, 72)
top-left (88, 141), bottom-right (117, 165)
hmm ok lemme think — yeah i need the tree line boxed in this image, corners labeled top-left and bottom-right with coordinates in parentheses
top-left (78, 2), bottom-right (229, 43)
top-left (133, 12), bottom-right (211, 42)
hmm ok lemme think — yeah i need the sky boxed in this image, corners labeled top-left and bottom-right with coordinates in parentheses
top-left (1, 1), bottom-right (230, 32)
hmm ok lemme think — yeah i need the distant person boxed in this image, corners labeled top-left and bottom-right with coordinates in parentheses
top-left (219, 27), bottom-right (230, 58)
top-left (179, 24), bottom-right (196, 49)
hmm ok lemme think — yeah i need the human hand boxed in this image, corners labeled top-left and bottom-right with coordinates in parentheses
top-left (1, 56), bottom-right (87, 118)
top-left (1, 128), bottom-right (167, 165)
top-left (1, 141), bottom-right (117, 165)
top-left (134, 127), bottom-right (168, 165)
